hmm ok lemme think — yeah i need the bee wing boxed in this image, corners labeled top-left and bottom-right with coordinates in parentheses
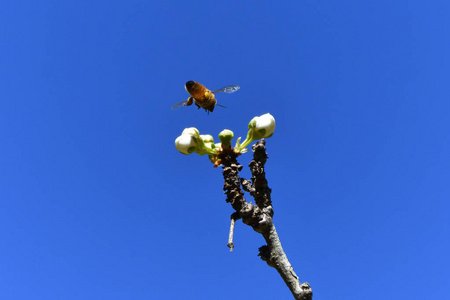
top-left (212, 84), bottom-right (240, 94)
top-left (171, 100), bottom-right (188, 110)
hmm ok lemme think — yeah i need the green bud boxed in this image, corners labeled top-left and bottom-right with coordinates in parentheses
top-left (218, 129), bottom-right (234, 148)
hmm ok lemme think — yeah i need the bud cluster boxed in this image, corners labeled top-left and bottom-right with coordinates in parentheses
top-left (175, 113), bottom-right (276, 166)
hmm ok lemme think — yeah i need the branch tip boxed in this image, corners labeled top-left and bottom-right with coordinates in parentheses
top-left (227, 218), bottom-right (236, 252)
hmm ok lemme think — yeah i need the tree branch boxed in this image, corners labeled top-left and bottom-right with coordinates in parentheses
top-left (219, 139), bottom-right (312, 300)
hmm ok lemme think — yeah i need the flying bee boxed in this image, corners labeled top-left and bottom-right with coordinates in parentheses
top-left (171, 81), bottom-right (240, 113)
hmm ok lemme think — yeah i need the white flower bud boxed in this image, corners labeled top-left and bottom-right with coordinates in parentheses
top-left (182, 127), bottom-right (200, 138)
top-left (200, 134), bottom-right (214, 143)
top-left (237, 113), bottom-right (276, 152)
top-left (175, 134), bottom-right (198, 155)
top-left (253, 113), bottom-right (276, 138)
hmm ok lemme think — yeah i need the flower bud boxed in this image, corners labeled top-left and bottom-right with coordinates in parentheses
top-left (199, 134), bottom-right (215, 152)
top-left (182, 127), bottom-right (200, 138)
top-left (218, 129), bottom-right (234, 148)
top-left (236, 113), bottom-right (276, 152)
top-left (252, 113), bottom-right (276, 139)
top-left (200, 134), bottom-right (214, 143)
top-left (175, 134), bottom-right (198, 155)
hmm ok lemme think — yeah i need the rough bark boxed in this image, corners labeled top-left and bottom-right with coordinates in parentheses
top-left (219, 139), bottom-right (313, 300)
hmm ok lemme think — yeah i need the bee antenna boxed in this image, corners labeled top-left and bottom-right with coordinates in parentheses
top-left (216, 104), bottom-right (227, 109)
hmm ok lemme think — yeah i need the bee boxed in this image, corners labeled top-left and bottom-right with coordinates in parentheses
top-left (171, 81), bottom-right (240, 113)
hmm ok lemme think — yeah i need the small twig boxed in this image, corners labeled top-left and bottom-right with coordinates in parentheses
top-left (227, 218), bottom-right (235, 252)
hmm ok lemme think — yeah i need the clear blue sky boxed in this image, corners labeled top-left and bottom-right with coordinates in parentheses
top-left (1, 1), bottom-right (449, 299)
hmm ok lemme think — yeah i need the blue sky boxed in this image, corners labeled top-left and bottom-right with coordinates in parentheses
top-left (1, 1), bottom-right (449, 299)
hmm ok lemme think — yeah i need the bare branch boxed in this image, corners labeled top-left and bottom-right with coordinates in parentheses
top-left (219, 140), bottom-right (312, 300)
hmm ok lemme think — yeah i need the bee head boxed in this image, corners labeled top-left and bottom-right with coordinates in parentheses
top-left (185, 81), bottom-right (196, 90)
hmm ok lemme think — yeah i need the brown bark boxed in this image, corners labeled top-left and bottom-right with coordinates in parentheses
top-left (219, 139), bottom-right (312, 300)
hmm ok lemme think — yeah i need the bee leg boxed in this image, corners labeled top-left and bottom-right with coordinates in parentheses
top-left (185, 97), bottom-right (194, 106)
top-left (204, 91), bottom-right (211, 99)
